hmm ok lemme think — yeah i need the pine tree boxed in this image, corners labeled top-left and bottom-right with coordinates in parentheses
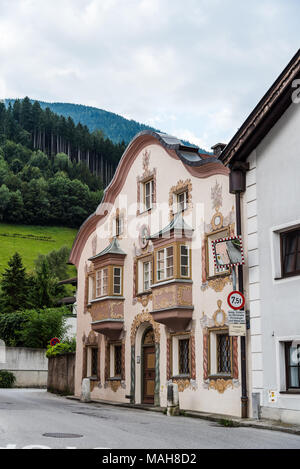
top-left (0, 252), bottom-right (30, 313)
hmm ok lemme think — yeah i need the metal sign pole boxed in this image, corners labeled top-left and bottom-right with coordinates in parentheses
top-left (232, 265), bottom-right (237, 291)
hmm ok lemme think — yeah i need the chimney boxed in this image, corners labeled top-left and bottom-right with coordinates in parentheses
top-left (211, 143), bottom-right (226, 157)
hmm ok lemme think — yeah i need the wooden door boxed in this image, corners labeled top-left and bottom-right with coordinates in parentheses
top-left (143, 346), bottom-right (155, 404)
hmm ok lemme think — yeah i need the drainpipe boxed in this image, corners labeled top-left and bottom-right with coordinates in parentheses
top-left (229, 161), bottom-right (249, 419)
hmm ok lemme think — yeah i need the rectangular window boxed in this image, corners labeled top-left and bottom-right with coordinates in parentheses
top-left (217, 334), bottom-right (231, 374)
top-left (281, 229), bottom-right (300, 278)
top-left (114, 345), bottom-right (122, 377)
top-left (91, 348), bottom-right (98, 377)
top-left (177, 191), bottom-right (188, 212)
top-left (113, 267), bottom-right (122, 295)
top-left (180, 245), bottom-right (190, 277)
top-left (143, 261), bottom-right (152, 291)
top-left (157, 246), bottom-right (174, 281)
top-left (179, 338), bottom-right (190, 375)
top-left (144, 180), bottom-right (154, 211)
top-left (285, 342), bottom-right (300, 390)
top-left (115, 216), bottom-right (124, 237)
top-left (96, 268), bottom-right (108, 298)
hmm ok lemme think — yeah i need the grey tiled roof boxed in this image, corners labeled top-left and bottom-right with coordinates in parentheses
top-left (148, 213), bottom-right (193, 239)
top-left (88, 237), bottom-right (126, 261)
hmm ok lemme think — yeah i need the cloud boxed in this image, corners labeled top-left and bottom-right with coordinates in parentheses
top-left (0, 0), bottom-right (299, 150)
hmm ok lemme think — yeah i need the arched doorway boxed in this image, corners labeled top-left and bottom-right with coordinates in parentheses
top-left (142, 328), bottom-right (156, 404)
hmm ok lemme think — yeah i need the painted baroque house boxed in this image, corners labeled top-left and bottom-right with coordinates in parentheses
top-left (69, 130), bottom-right (244, 416)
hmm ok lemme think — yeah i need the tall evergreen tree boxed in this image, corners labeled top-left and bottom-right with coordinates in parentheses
top-left (0, 252), bottom-right (29, 313)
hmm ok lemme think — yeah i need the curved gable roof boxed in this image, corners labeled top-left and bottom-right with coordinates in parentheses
top-left (69, 130), bottom-right (228, 267)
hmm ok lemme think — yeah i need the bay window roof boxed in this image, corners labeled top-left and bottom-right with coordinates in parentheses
top-left (148, 213), bottom-right (193, 240)
top-left (88, 237), bottom-right (126, 261)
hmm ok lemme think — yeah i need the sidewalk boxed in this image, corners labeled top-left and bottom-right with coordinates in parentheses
top-left (66, 395), bottom-right (300, 436)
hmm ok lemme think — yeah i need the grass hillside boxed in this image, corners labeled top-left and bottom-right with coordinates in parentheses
top-left (0, 223), bottom-right (77, 276)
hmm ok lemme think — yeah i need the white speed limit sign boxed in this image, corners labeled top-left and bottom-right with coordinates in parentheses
top-left (227, 291), bottom-right (245, 310)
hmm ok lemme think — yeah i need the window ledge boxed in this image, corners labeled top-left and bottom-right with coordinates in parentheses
top-left (151, 278), bottom-right (193, 288)
top-left (275, 275), bottom-right (300, 280)
top-left (172, 375), bottom-right (191, 380)
top-left (208, 375), bottom-right (233, 380)
top-left (280, 390), bottom-right (300, 395)
top-left (87, 376), bottom-right (98, 381)
top-left (138, 208), bottom-right (154, 216)
top-left (107, 377), bottom-right (122, 382)
top-left (207, 273), bottom-right (230, 281)
top-left (136, 290), bottom-right (152, 297)
top-left (91, 296), bottom-right (125, 303)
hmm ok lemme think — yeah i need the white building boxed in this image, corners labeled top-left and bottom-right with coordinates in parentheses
top-left (221, 49), bottom-right (300, 424)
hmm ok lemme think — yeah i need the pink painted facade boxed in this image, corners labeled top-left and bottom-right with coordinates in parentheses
top-left (70, 131), bottom-right (244, 416)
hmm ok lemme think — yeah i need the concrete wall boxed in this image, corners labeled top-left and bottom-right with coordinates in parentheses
top-left (47, 353), bottom-right (75, 395)
top-left (246, 101), bottom-right (300, 424)
top-left (0, 347), bottom-right (48, 387)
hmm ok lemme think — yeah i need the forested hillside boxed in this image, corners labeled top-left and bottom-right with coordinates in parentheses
top-left (5, 99), bottom-right (209, 153)
top-left (0, 98), bottom-right (123, 228)
top-left (3, 98), bottom-right (126, 187)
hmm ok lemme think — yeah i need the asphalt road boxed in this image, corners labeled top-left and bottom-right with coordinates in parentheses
top-left (0, 389), bottom-right (300, 449)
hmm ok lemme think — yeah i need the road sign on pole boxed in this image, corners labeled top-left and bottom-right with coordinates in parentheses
top-left (227, 290), bottom-right (245, 310)
top-left (228, 310), bottom-right (246, 337)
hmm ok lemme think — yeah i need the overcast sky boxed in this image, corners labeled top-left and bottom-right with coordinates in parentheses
top-left (0, 0), bottom-right (299, 150)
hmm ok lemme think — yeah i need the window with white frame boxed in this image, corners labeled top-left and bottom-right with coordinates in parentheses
top-left (172, 335), bottom-right (190, 377)
top-left (144, 179), bottom-right (154, 211)
top-left (96, 268), bottom-right (108, 298)
top-left (281, 229), bottom-right (300, 278)
top-left (177, 190), bottom-right (188, 213)
top-left (285, 342), bottom-right (300, 390)
top-left (109, 343), bottom-right (122, 378)
top-left (143, 261), bottom-right (152, 291)
top-left (180, 245), bottom-right (190, 277)
top-left (87, 347), bottom-right (98, 378)
top-left (113, 267), bottom-right (122, 295)
top-left (88, 275), bottom-right (94, 303)
top-left (157, 246), bottom-right (174, 281)
top-left (116, 215), bottom-right (124, 237)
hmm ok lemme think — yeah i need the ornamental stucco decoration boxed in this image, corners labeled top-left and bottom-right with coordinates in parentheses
top-left (130, 311), bottom-right (160, 345)
top-left (92, 235), bottom-right (97, 257)
top-left (137, 294), bottom-right (153, 308)
top-left (143, 149), bottom-right (150, 173)
top-left (201, 276), bottom-right (232, 293)
top-left (211, 180), bottom-right (223, 212)
top-left (213, 300), bottom-right (227, 327)
top-left (209, 379), bottom-right (234, 394)
top-left (83, 330), bottom-right (98, 346)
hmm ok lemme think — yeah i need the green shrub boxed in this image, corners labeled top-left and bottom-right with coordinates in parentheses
top-left (0, 370), bottom-right (16, 388)
top-left (46, 337), bottom-right (76, 358)
top-left (0, 307), bottom-right (69, 348)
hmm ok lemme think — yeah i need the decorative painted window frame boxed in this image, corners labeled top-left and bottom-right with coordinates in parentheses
top-left (105, 337), bottom-right (126, 392)
top-left (110, 208), bottom-right (126, 241)
top-left (168, 179), bottom-right (192, 220)
top-left (136, 169), bottom-right (157, 216)
top-left (166, 330), bottom-right (196, 392)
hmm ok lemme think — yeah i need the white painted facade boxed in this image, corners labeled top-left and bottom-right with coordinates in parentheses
top-left (242, 100), bottom-right (300, 423)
